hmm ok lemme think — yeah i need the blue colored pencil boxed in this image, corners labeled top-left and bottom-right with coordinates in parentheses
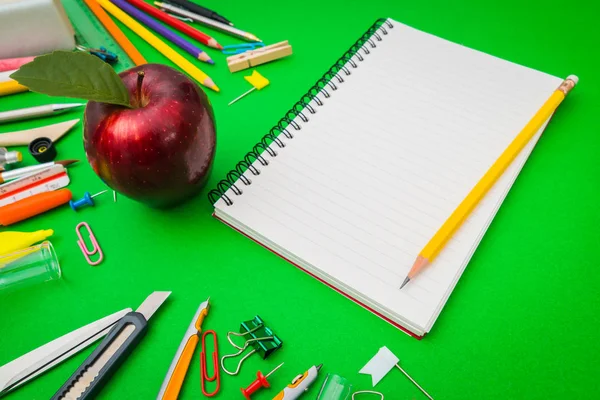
top-left (109, 0), bottom-right (213, 64)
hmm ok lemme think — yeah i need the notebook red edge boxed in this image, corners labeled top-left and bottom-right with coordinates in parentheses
top-left (213, 213), bottom-right (424, 340)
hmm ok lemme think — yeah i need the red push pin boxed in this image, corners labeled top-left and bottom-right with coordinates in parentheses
top-left (241, 362), bottom-right (284, 399)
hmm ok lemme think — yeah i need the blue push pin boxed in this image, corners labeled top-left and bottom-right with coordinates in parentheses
top-left (70, 190), bottom-right (108, 211)
top-left (90, 47), bottom-right (119, 64)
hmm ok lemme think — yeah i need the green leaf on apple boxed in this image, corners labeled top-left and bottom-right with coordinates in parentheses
top-left (10, 51), bottom-right (132, 108)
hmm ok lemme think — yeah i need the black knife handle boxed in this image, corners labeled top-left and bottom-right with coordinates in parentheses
top-left (51, 312), bottom-right (147, 400)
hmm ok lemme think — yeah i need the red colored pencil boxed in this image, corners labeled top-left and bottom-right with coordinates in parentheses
top-left (124, 0), bottom-right (222, 49)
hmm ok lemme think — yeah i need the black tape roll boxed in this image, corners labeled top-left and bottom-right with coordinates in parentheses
top-left (29, 137), bottom-right (57, 163)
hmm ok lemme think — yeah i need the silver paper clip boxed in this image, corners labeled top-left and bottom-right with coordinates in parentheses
top-left (76, 222), bottom-right (104, 266)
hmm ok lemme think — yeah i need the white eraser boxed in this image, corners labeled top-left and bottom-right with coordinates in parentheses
top-left (0, 0), bottom-right (75, 59)
top-left (567, 75), bottom-right (579, 84)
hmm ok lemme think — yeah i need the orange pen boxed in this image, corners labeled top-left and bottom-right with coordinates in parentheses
top-left (0, 189), bottom-right (72, 226)
top-left (157, 298), bottom-right (210, 400)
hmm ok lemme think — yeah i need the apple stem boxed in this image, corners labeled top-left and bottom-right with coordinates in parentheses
top-left (136, 71), bottom-right (145, 107)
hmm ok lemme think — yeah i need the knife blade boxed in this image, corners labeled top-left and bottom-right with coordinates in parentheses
top-left (51, 291), bottom-right (171, 400)
top-left (157, 297), bottom-right (210, 399)
top-left (0, 308), bottom-right (131, 396)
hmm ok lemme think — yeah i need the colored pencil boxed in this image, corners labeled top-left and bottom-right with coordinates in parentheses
top-left (0, 70), bottom-right (16, 83)
top-left (124, 0), bottom-right (222, 49)
top-left (155, 2), bottom-right (260, 42)
top-left (83, 0), bottom-right (147, 66)
top-left (111, 0), bottom-right (213, 64)
top-left (0, 80), bottom-right (28, 97)
top-left (97, 0), bottom-right (219, 92)
top-left (400, 76), bottom-right (579, 289)
top-left (161, 0), bottom-right (232, 26)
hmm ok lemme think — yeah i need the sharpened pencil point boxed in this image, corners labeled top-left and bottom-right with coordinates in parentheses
top-left (400, 276), bottom-right (410, 289)
top-left (198, 52), bottom-right (213, 64)
top-left (207, 39), bottom-right (221, 50)
top-left (202, 77), bottom-right (219, 92)
top-left (57, 160), bottom-right (79, 167)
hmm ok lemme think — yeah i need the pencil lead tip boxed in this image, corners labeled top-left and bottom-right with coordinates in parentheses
top-left (204, 78), bottom-right (219, 92)
top-left (207, 59), bottom-right (215, 65)
top-left (400, 276), bottom-right (410, 290)
top-left (198, 52), bottom-right (213, 63)
top-left (57, 160), bottom-right (79, 167)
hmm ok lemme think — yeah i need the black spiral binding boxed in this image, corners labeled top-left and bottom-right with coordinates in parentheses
top-left (208, 18), bottom-right (394, 206)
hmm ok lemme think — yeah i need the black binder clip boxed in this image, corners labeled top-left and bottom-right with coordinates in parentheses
top-left (220, 315), bottom-right (282, 375)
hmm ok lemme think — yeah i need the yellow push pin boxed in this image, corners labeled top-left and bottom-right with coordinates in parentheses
top-left (228, 70), bottom-right (270, 106)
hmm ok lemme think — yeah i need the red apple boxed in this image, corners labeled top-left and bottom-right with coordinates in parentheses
top-left (83, 64), bottom-right (216, 208)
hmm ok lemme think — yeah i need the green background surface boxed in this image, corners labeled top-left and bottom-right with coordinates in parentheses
top-left (1, 0), bottom-right (599, 399)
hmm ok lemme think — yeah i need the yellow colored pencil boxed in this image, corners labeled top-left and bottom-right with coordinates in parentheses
top-left (96, 0), bottom-right (219, 92)
top-left (0, 80), bottom-right (28, 97)
top-left (401, 75), bottom-right (579, 289)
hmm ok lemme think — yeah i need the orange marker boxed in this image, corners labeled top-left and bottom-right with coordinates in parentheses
top-left (0, 189), bottom-right (72, 226)
top-left (83, 0), bottom-right (147, 66)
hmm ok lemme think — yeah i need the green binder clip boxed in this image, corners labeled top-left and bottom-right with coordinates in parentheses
top-left (220, 315), bottom-right (282, 375)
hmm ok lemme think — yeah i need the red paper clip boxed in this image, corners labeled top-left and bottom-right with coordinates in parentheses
top-left (200, 330), bottom-right (220, 397)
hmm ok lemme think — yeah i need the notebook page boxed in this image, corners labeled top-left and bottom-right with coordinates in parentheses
top-left (215, 19), bottom-right (562, 332)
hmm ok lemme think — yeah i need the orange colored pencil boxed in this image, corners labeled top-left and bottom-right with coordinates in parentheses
top-left (83, 0), bottom-right (147, 66)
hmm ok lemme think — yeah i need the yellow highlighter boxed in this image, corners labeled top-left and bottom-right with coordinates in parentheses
top-left (0, 80), bottom-right (28, 97)
top-left (0, 230), bottom-right (53, 256)
top-left (157, 298), bottom-right (210, 400)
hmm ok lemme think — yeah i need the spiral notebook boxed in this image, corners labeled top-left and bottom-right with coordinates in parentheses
top-left (209, 18), bottom-right (562, 337)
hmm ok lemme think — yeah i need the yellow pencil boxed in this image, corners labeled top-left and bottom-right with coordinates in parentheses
top-left (401, 75), bottom-right (578, 289)
top-left (96, 0), bottom-right (219, 92)
top-left (0, 80), bottom-right (28, 97)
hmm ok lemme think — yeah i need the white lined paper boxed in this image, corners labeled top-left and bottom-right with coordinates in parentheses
top-left (215, 19), bottom-right (562, 335)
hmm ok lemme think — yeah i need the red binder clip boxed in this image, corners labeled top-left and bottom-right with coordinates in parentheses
top-left (200, 330), bottom-right (220, 396)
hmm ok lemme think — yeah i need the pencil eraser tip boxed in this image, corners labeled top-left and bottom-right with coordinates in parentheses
top-left (567, 75), bottom-right (579, 84)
